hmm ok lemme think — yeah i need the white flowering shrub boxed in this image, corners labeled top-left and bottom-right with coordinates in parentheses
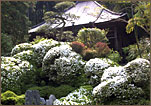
top-left (1, 57), bottom-right (33, 94)
top-left (42, 44), bottom-right (85, 85)
top-left (31, 39), bottom-right (63, 67)
top-left (92, 58), bottom-right (150, 105)
top-left (11, 43), bottom-right (32, 56)
top-left (53, 85), bottom-right (93, 105)
top-left (124, 58), bottom-right (150, 86)
top-left (13, 50), bottom-right (34, 62)
top-left (84, 58), bottom-right (118, 86)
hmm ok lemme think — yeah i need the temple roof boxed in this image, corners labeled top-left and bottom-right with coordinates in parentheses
top-left (28, 1), bottom-right (126, 33)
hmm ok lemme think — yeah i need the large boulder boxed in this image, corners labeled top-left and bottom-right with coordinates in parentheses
top-left (42, 44), bottom-right (85, 85)
top-left (92, 58), bottom-right (150, 105)
top-left (84, 58), bottom-right (118, 86)
top-left (1, 57), bottom-right (33, 94)
top-left (53, 85), bottom-right (93, 105)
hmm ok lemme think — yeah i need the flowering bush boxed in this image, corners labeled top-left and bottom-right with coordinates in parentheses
top-left (95, 42), bottom-right (111, 57)
top-left (53, 85), bottom-right (93, 105)
top-left (92, 58), bottom-right (150, 105)
top-left (1, 57), bottom-right (33, 94)
top-left (32, 39), bottom-right (61, 66)
top-left (13, 50), bottom-right (34, 62)
top-left (70, 41), bottom-right (85, 54)
top-left (84, 58), bottom-right (118, 86)
top-left (42, 44), bottom-right (85, 85)
top-left (11, 43), bottom-right (32, 56)
top-left (82, 48), bottom-right (97, 61)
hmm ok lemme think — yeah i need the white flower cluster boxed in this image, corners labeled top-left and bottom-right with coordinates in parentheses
top-left (13, 50), bottom-right (34, 61)
top-left (11, 43), bottom-right (32, 56)
top-left (1, 57), bottom-right (32, 91)
top-left (84, 58), bottom-right (117, 85)
top-left (92, 58), bottom-right (150, 103)
top-left (53, 86), bottom-right (92, 105)
top-left (42, 44), bottom-right (85, 84)
top-left (32, 39), bottom-right (61, 66)
top-left (124, 58), bottom-right (150, 84)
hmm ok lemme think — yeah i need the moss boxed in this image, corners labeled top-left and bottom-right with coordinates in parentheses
top-left (1, 91), bottom-right (25, 105)
top-left (28, 85), bottom-right (76, 99)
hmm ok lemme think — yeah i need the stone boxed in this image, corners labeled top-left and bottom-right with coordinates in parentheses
top-left (40, 97), bottom-right (46, 105)
top-left (25, 90), bottom-right (40, 105)
top-left (46, 94), bottom-right (56, 105)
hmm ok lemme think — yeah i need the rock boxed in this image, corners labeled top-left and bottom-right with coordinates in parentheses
top-left (40, 97), bottom-right (45, 105)
top-left (46, 94), bottom-right (56, 105)
top-left (84, 58), bottom-right (118, 86)
top-left (92, 58), bottom-right (150, 105)
top-left (25, 90), bottom-right (40, 105)
top-left (42, 44), bottom-right (85, 84)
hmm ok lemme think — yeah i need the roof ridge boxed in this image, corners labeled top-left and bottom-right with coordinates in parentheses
top-left (93, 1), bottom-right (122, 15)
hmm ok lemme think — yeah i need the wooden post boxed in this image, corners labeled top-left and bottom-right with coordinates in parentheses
top-left (114, 26), bottom-right (118, 51)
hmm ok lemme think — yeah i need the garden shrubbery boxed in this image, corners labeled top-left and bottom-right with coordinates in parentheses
top-left (123, 37), bottom-right (150, 62)
top-left (1, 28), bottom-right (150, 105)
top-left (1, 91), bottom-right (25, 105)
top-left (28, 85), bottom-right (76, 99)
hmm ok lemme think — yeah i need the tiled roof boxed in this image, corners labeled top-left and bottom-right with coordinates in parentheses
top-left (28, 1), bottom-right (125, 33)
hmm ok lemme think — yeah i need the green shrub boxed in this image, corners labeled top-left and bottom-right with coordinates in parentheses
top-left (107, 50), bottom-right (122, 63)
top-left (1, 57), bottom-right (33, 94)
top-left (29, 85), bottom-right (76, 99)
top-left (82, 48), bottom-right (97, 61)
top-left (1, 91), bottom-right (25, 105)
top-left (1, 33), bottom-right (14, 56)
top-left (77, 28), bottom-right (108, 48)
top-left (70, 41), bottom-right (85, 54)
top-left (123, 37), bottom-right (150, 62)
top-left (30, 36), bottom-right (47, 45)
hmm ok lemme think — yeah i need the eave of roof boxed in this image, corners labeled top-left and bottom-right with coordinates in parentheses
top-left (28, 1), bottom-right (126, 33)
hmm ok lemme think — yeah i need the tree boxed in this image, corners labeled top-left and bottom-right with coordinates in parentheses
top-left (2, 1), bottom-right (31, 45)
top-left (126, 1), bottom-right (150, 35)
top-left (126, 1), bottom-right (150, 58)
top-left (43, 1), bottom-right (79, 41)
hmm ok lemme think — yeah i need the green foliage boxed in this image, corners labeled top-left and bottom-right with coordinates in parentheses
top-left (1, 57), bottom-right (33, 94)
top-left (126, 2), bottom-right (150, 34)
top-left (54, 1), bottom-right (75, 12)
top-left (123, 45), bottom-right (137, 62)
top-left (107, 50), bottom-right (122, 63)
top-left (31, 36), bottom-right (47, 45)
top-left (1, 33), bottom-right (14, 56)
top-left (29, 85), bottom-right (76, 99)
top-left (70, 41), bottom-right (85, 54)
top-left (1, 91), bottom-right (25, 105)
top-left (77, 28), bottom-right (108, 48)
top-left (123, 37), bottom-right (150, 62)
top-left (82, 48), bottom-right (97, 61)
top-left (43, 1), bottom-right (78, 41)
top-left (60, 31), bottom-right (76, 42)
top-left (2, 1), bottom-right (31, 45)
